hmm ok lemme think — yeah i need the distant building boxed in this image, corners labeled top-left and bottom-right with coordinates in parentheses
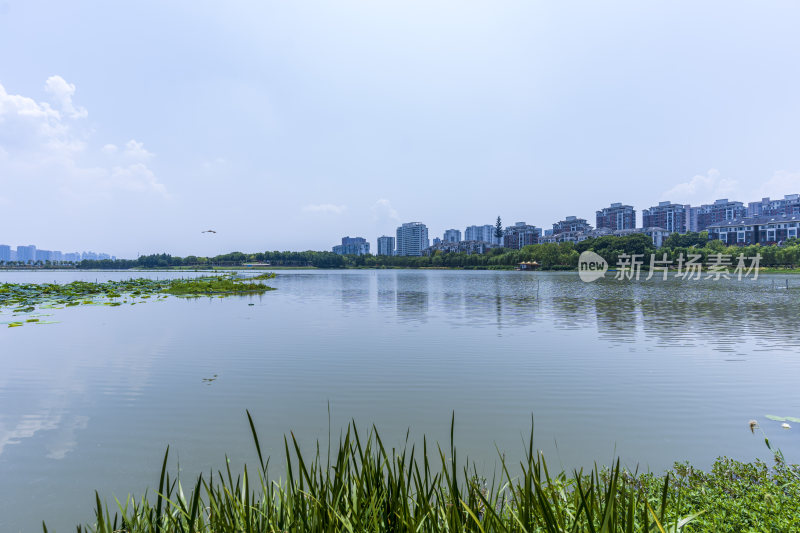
top-left (443, 229), bottom-right (461, 243)
top-left (612, 227), bottom-right (671, 248)
top-left (0, 244), bottom-right (10, 262)
top-left (332, 236), bottom-right (370, 255)
top-left (35, 249), bottom-right (52, 262)
top-left (377, 236), bottom-right (395, 256)
top-left (552, 216), bottom-right (592, 235)
top-left (689, 199), bottom-right (746, 232)
top-left (596, 203), bottom-right (636, 231)
top-left (64, 252), bottom-right (81, 262)
top-left (707, 214), bottom-right (800, 245)
top-left (464, 224), bottom-right (497, 244)
top-left (424, 240), bottom-right (496, 256)
top-left (747, 194), bottom-right (800, 218)
top-left (396, 222), bottom-right (429, 256)
top-left (642, 201), bottom-right (689, 233)
top-left (16, 245), bottom-right (36, 263)
top-left (432, 237), bottom-right (442, 245)
top-left (503, 222), bottom-right (541, 249)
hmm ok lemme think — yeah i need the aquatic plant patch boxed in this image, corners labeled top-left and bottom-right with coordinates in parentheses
top-left (0, 275), bottom-right (276, 328)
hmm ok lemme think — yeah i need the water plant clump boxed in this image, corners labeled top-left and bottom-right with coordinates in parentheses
top-left (0, 275), bottom-right (276, 326)
top-left (164, 276), bottom-right (276, 296)
top-left (60, 413), bottom-right (800, 533)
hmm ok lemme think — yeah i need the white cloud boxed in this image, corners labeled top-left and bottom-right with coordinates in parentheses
top-left (755, 170), bottom-right (800, 200)
top-left (110, 163), bottom-right (169, 197)
top-left (303, 203), bottom-right (347, 214)
top-left (0, 77), bottom-right (168, 205)
top-left (123, 139), bottom-right (153, 160)
top-left (371, 198), bottom-right (400, 222)
top-left (44, 75), bottom-right (88, 119)
top-left (44, 76), bottom-right (89, 118)
top-left (662, 169), bottom-right (738, 205)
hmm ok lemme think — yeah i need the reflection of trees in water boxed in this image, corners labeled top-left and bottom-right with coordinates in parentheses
top-left (430, 273), bottom-right (540, 329)
top-left (548, 297), bottom-right (595, 331)
top-left (594, 298), bottom-right (637, 343)
top-left (580, 279), bottom-right (800, 352)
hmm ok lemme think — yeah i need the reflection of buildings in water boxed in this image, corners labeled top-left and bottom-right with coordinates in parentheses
top-left (396, 272), bottom-right (429, 321)
top-left (339, 273), bottom-right (370, 307)
top-left (397, 291), bottom-right (429, 320)
top-left (376, 272), bottom-right (397, 310)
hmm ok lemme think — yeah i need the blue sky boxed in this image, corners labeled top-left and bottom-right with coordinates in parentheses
top-left (1, 0), bottom-right (799, 257)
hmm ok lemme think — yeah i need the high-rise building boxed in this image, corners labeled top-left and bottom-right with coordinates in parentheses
top-left (689, 199), bottom-right (746, 232)
top-left (377, 236), bottom-right (395, 256)
top-left (35, 249), bottom-right (52, 262)
top-left (464, 224), bottom-right (495, 244)
top-left (396, 222), bottom-right (429, 256)
top-left (443, 229), bottom-right (461, 243)
top-left (596, 203), bottom-right (636, 231)
top-left (642, 202), bottom-right (689, 233)
top-left (16, 245), bottom-right (37, 263)
top-left (552, 216), bottom-right (592, 235)
top-left (503, 222), bottom-right (541, 249)
top-left (747, 194), bottom-right (800, 217)
top-left (0, 244), bottom-right (10, 262)
top-left (332, 236), bottom-right (370, 255)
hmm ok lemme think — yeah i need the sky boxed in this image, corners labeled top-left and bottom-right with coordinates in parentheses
top-left (1, 0), bottom-right (799, 258)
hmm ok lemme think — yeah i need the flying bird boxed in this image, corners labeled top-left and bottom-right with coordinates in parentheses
top-left (202, 230), bottom-right (217, 234)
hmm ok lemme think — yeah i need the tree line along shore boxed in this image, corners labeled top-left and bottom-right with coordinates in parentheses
top-left (52, 232), bottom-right (800, 271)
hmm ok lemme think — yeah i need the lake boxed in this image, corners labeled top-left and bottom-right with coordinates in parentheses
top-left (1, 269), bottom-right (799, 532)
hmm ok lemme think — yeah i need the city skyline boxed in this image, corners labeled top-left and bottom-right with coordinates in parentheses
top-left (328, 190), bottom-right (800, 257)
top-left (4, 190), bottom-right (800, 261)
top-left (0, 243), bottom-right (116, 263)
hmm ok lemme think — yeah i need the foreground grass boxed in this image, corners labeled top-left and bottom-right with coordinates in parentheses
top-left (57, 413), bottom-right (800, 533)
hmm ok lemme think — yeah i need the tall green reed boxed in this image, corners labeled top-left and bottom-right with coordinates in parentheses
top-left (55, 412), bottom-right (697, 533)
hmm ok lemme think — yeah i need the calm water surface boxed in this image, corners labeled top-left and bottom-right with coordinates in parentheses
top-left (1, 269), bottom-right (799, 531)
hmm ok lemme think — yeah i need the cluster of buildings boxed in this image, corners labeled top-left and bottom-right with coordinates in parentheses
top-left (0, 244), bottom-right (115, 264)
top-left (327, 193), bottom-right (800, 257)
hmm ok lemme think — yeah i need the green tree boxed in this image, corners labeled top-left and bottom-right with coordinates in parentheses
top-left (494, 216), bottom-right (503, 245)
